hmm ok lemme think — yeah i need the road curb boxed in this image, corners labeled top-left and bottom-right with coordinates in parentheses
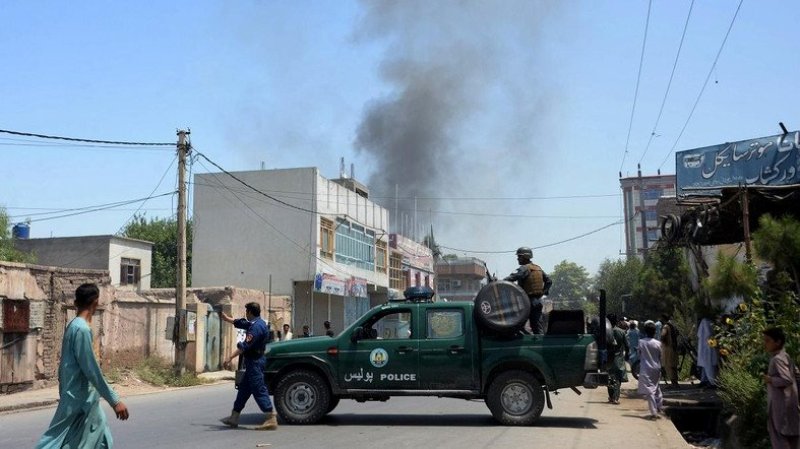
top-left (0, 399), bottom-right (59, 414)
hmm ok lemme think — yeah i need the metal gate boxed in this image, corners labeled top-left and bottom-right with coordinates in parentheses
top-left (204, 304), bottom-right (221, 371)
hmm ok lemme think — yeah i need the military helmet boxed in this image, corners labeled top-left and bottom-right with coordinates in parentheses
top-left (515, 247), bottom-right (533, 259)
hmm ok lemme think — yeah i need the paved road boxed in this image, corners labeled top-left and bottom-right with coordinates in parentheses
top-left (1, 382), bottom-right (686, 449)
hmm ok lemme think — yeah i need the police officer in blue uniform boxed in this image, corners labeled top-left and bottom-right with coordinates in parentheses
top-left (219, 302), bottom-right (278, 430)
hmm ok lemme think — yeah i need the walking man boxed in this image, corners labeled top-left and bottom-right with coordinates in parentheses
top-left (638, 321), bottom-right (664, 420)
top-left (660, 314), bottom-right (680, 387)
top-left (606, 316), bottom-right (629, 404)
top-left (36, 283), bottom-right (130, 448)
top-left (219, 303), bottom-right (278, 430)
top-left (504, 247), bottom-right (552, 334)
top-left (324, 320), bottom-right (335, 337)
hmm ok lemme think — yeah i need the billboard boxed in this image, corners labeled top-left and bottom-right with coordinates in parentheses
top-left (676, 131), bottom-right (800, 195)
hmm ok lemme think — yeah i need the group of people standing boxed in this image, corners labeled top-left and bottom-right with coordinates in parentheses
top-left (604, 314), bottom-right (682, 411)
top-left (278, 320), bottom-right (335, 341)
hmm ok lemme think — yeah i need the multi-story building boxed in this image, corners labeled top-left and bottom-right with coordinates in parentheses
top-left (192, 167), bottom-right (391, 336)
top-left (387, 234), bottom-right (434, 297)
top-left (620, 172), bottom-right (676, 257)
top-left (13, 235), bottom-right (154, 290)
top-left (435, 256), bottom-right (486, 302)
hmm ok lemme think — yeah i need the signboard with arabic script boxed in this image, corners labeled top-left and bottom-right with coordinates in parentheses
top-left (676, 131), bottom-right (800, 195)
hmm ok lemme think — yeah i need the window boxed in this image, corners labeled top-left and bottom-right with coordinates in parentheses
top-left (645, 210), bottom-right (658, 221)
top-left (642, 189), bottom-right (662, 201)
top-left (120, 258), bottom-right (141, 286)
top-left (320, 218), bottom-right (334, 259)
top-left (438, 279), bottom-right (451, 292)
top-left (389, 253), bottom-right (404, 289)
top-left (376, 240), bottom-right (387, 273)
top-left (415, 272), bottom-right (421, 287)
top-left (369, 310), bottom-right (412, 340)
top-left (427, 309), bottom-right (464, 339)
top-left (425, 275), bottom-right (430, 288)
top-left (334, 218), bottom-right (375, 271)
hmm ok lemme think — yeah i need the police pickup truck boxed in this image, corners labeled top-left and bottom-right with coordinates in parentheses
top-left (264, 283), bottom-right (605, 426)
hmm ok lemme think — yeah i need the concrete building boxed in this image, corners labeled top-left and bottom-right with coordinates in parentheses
top-left (620, 173), bottom-right (676, 258)
top-left (435, 256), bottom-right (486, 302)
top-left (388, 234), bottom-right (435, 298)
top-left (14, 235), bottom-right (153, 290)
top-left (192, 167), bottom-right (391, 336)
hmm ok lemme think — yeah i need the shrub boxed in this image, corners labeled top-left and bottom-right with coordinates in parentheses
top-left (134, 356), bottom-right (207, 388)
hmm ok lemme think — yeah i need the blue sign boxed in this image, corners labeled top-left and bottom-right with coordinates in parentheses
top-left (676, 131), bottom-right (800, 195)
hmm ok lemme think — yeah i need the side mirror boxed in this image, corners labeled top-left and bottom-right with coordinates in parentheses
top-left (351, 327), bottom-right (365, 343)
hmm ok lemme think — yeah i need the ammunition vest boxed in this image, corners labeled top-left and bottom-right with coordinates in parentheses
top-left (520, 263), bottom-right (545, 298)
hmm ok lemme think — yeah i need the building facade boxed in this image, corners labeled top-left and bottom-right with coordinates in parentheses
top-left (387, 234), bottom-right (435, 298)
top-left (620, 173), bottom-right (676, 258)
top-left (192, 167), bottom-right (391, 336)
top-left (13, 235), bottom-right (153, 290)
top-left (435, 256), bottom-right (486, 302)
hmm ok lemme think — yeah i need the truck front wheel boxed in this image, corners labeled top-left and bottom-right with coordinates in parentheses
top-left (274, 370), bottom-right (331, 424)
top-left (486, 370), bottom-right (544, 426)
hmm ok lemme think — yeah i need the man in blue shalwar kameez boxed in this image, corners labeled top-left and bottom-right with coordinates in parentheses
top-left (36, 283), bottom-right (129, 449)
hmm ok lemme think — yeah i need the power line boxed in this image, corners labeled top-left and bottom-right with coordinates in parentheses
top-left (21, 191), bottom-right (176, 224)
top-left (619, 0), bottom-right (653, 173)
top-left (638, 0), bottom-right (695, 165)
top-left (194, 158), bottom-right (358, 279)
top-left (657, 0), bottom-right (745, 170)
top-left (193, 181), bottom-right (618, 220)
top-left (193, 151), bottom-right (318, 215)
top-left (0, 128), bottom-right (174, 146)
top-left (439, 219), bottom-right (627, 254)
top-left (188, 182), bottom-right (620, 202)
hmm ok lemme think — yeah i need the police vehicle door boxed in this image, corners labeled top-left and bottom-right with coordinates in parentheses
top-left (418, 306), bottom-right (477, 390)
top-left (338, 306), bottom-right (420, 390)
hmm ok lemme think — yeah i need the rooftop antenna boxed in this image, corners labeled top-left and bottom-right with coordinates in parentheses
top-left (339, 157), bottom-right (346, 178)
top-left (350, 163), bottom-right (354, 179)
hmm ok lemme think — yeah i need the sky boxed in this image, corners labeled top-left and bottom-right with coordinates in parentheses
top-left (1, 0), bottom-right (798, 279)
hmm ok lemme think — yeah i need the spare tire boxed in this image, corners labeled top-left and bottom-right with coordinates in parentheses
top-left (474, 281), bottom-right (531, 333)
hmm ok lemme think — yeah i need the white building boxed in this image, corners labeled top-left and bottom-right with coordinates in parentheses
top-left (620, 173), bottom-right (676, 258)
top-left (13, 235), bottom-right (154, 290)
top-left (192, 167), bottom-right (390, 336)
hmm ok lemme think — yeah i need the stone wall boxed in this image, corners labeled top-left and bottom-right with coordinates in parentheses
top-left (1, 261), bottom-right (292, 394)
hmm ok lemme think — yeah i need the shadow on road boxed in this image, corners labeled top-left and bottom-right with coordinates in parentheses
top-left (318, 413), bottom-right (598, 429)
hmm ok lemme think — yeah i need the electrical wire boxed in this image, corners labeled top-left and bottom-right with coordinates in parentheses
top-left (0, 128), bottom-right (174, 146)
top-left (188, 181), bottom-right (620, 202)
top-left (638, 0), bottom-right (695, 165)
top-left (193, 181), bottom-right (618, 220)
top-left (657, 0), bottom-right (745, 170)
top-left (439, 213), bottom-right (640, 254)
top-left (619, 0), bottom-right (653, 173)
top-left (194, 151), bottom-right (318, 215)
top-left (21, 191), bottom-right (176, 224)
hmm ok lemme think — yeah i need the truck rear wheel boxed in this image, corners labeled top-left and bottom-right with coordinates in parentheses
top-left (486, 370), bottom-right (544, 426)
top-left (274, 370), bottom-right (331, 424)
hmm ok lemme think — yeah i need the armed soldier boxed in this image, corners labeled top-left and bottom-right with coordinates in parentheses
top-left (504, 247), bottom-right (552, 334)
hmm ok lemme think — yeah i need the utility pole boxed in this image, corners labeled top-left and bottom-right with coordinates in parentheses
top-left (741, 186), bottom-right (753, 264)
top-left (637, 164), bottom-right (648, 256)
top-left (174, 129), bottom-right (191, 375)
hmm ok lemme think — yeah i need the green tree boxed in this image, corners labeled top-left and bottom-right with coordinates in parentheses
top-left (0, 207), bottom-right (35, 263)
top-left (630, 247), bottom-right (694, 319)
top-left (548, 260), bottom-right (590, 302)
top-left (753, 214), bottom-right (800, 294)
top-left (122, 214), bottom-right (192, 288)
top-left (593, 257), bottom-right (643, 316)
